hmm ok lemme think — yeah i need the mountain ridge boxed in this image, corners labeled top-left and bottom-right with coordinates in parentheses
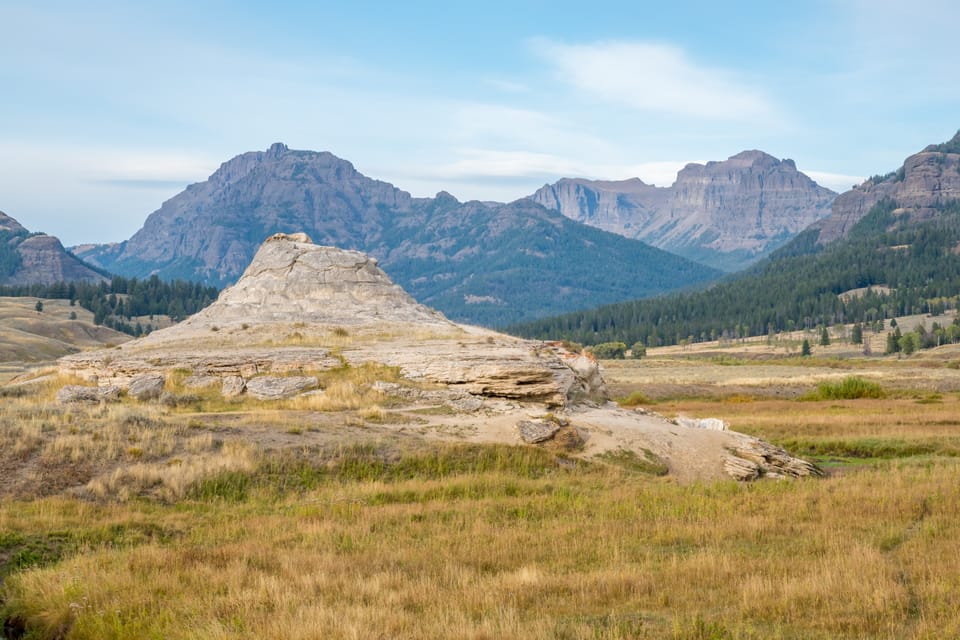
top-left (531, 150), bottom-right (836, 271)
top-left (74, 143), bottom-right (720, 326)
top-left (511, 130), bottom-right (960, 347)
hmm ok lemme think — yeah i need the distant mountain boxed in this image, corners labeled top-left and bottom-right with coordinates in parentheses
top-left (74, 143), bottom-right (720, 326)
top-left (0, 211), bottom-right (107, 286)
top-left (511, 131), bottom-right (960, 347)
top-left (531, 151), bottom-right (836, 272)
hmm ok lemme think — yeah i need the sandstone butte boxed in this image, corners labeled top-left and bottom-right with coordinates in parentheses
top-left (57, 232), bottom-right (821, 483)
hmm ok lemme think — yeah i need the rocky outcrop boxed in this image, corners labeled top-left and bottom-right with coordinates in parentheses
top-left (245, 375), bottom-right (319, 400)
top-left (532, 151), bottom-right (836, 271)
top-left (0, 211), bottom-right (106, 286)
top-left (71, 143), bottom-right (720, 326)
top-left (0, 210), bottom-right (28, 234)
top-left (127, 375), bottom-right (165, 401)
top-left (56, 384), bottom-right (121, 404)
top-left (52, 234), bottom-right (818, 484)
top-left (59, 234), bottom-right (606, 407)
top-left (814, 133), bottom-right (960, 244)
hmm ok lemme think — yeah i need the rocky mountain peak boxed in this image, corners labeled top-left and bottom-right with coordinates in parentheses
top-left (0, 210), bottom-right (27, 235)
top-left (0, 211), bottom-right (105, 285)
top-left (815, 130), bottom-right (960, 243)
top-left (265, 141), bottom-right (290, 158)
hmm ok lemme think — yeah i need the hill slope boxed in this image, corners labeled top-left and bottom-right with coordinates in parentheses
top-left (74, 143), bottom-right (720, 326)
top-left (531, 151), bottom-right (836, 271)
top-left (511, 131), bottom-right (960, 346)
top-left (0, 211), bottom-right (106, 286)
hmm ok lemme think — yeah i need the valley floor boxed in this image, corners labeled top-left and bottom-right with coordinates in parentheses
top-left (3, 343), bottom-right (960, 638)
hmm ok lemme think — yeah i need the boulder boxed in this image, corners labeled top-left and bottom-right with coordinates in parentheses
top-left (245, 375), bottom-right (319, 400)
top-left (517, 419), bottom-right (562, 444)
top-left (221, 376), bottom-right (246, 398)
top-left (56, 385), bottom-right (121, 404)
top-left (128, 374), bottom-right (165, 401)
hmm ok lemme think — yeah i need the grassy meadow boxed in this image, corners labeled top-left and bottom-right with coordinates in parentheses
top-left (4, 340), bottom-right (960, 638)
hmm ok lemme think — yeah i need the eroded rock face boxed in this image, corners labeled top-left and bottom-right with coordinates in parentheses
top-left (56, 385), bottom-right (121, 404)
top-left (815, 145), bottom-right (960, 243)
top-left (127, 375), bottom-right (165, 401)
top-left (183, 232), bottom-right (451, 327)
top-left (0, 211), bottom-right (106, 286)
top-left (245, 375), bottom-right (319, 400)
top-left (532, 151), bottom-right (836, 270)
top-left (58, 236), bottom-right (605, 407)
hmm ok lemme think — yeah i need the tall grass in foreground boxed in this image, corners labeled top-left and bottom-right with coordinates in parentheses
top-left (3, 451), bottom-right (960, 639)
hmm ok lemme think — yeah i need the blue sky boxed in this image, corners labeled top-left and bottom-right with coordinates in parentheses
top-left (2, 0), bottom-right (959, 245)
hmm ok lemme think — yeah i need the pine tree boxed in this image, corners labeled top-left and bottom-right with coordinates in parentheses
top-left (819, 327), bottom-right (830, 346)
top-left (851, 323), bottom-right (863, 344)
top-left (801, 339), bottom-right (812, 356)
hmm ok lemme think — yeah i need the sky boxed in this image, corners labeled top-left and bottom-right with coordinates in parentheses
top-left (2, 0), bottom-right (960, 246)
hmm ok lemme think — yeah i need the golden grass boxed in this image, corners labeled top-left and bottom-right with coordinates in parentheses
top-left (6, 352), bottom-right (960, 637)
top-left (3, 457), bottom-right (960, 638)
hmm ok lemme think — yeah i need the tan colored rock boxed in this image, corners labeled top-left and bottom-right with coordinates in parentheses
top-left (245, 375), bottom-right (318, 400)
top-left (221, 376), bottom-right (246, 398)
top-left (56, 385), bottom-right (121, 404)
top-left (128, 374), bottom-right (165, 401)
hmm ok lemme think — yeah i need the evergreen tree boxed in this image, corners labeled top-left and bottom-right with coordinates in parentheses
top-left (819, 327), bottom-right (831, 346)
top-left (851, 323), bottom-right (863, 344)
top-left (801, 339), bottom-right (812, 356)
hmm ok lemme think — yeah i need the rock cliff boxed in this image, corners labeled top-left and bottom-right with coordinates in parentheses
top-left (814, 132), bottom-right (960, 243)
top-left (532, 151), bottom-right (836, 271)
top-left (0, 211), bottom-right (106, 286)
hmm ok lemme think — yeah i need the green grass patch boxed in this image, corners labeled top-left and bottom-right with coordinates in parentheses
top-left (617, 390), bottom-right (654, 407)
top-left (801, 375), bottom-right (885, 400)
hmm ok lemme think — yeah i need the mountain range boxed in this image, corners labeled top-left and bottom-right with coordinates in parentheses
top-left (513, 131), bottom-right (960, 346)
top-left (0, 211), bottom-right (106, 286)
top-left (73, 143), bottom-right (721, 326)
top-left (531, 151), bottom-right (836, 272)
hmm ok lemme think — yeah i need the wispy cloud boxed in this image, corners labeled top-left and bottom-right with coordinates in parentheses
top-left (804, 170), bottom-right (865, 194)
top-left (532, 38), bottom-right (776, 121)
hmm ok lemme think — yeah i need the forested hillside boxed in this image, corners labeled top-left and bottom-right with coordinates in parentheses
top-left (509, 199), bottom-right (960, 346)
top-left (0, 275), bottom-right (219, 336)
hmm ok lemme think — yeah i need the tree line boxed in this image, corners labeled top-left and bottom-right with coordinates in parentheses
top-left (0, 275), bottom-right (220, 336)
top-left (509, 199), bottom-right (960, 347)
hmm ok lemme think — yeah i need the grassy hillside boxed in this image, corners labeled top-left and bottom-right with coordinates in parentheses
top-left (0, 297), bottom-right (129, 366)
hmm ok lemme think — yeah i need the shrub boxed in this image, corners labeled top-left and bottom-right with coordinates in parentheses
top-left (589, 342), bottom-right (627, 359)
top-left (808, 376), bottom-right (884, 400)
top-left (618, 391), bottom-right (653, 407)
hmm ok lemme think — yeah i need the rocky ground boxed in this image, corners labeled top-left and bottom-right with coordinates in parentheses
top-left (9, 233), bottom-right (819, 491)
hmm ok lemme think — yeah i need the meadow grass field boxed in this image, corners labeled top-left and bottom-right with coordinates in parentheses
top-left (3, 345), bottom-right (960, 638)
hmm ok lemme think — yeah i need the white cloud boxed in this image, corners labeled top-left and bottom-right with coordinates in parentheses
top-left (804, 170), bottom-right (865, 194)
top-left (532, 38), bottom-right (776, 121)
